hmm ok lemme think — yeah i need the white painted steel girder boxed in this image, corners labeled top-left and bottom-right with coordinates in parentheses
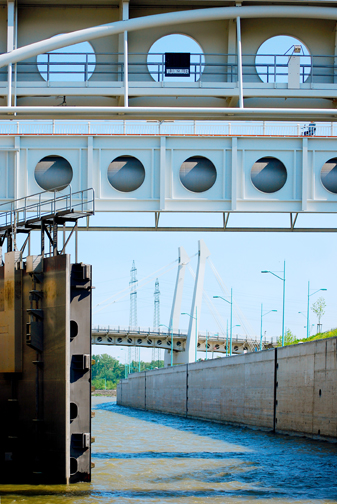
top-left (2, 132), bottom-right (337, 216)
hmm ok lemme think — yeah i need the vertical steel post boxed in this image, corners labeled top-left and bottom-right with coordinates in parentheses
top-left (7, 1), bottom-right (14, 108)
top-left (206, 330), bottom-right (208, 360)
top-left (236, 16), bottom-right (244, 108)
top-left (260, 302), bottom-right (263, 351)
top-left (123, 31), bottom-right (128, 107)
top-left (230, 289), bottom-right (233, 356)
top-left (282, 261), bottom-right (286, 346)
top-left (7, 64), bottom-right (12, 107)
top-left (307, 280), bottom-right (310, 339)
top-left (75, 223), bottom-right (78, 263)
top-left (47, 53), bottom-right (50, 83)
top-left (41, 222), bottom-right (44, 258)
top-left (52, 219), bottom-right (58, 256)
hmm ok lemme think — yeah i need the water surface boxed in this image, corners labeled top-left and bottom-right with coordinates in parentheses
top-left (1, 396), bottom-right (336, 503)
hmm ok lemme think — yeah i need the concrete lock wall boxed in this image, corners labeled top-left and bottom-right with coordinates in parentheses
top-left (275, 338), bottom-right (337, 438)
top-left (117, 338), bottom-right (337, 440)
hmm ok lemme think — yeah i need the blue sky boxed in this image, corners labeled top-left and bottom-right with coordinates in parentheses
top-left (83, 210), bottom-right (337, 361)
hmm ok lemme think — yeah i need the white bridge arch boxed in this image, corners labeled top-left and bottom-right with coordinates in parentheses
top-left (0, 3), bottom-right (337, 119)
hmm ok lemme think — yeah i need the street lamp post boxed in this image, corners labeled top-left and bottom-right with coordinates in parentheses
top-left (260, 304), bottom-right (277, 351)
top-left (181, 308), bottom-right (198, 362)
top-left (159, 323), bottom-right (174, 367)
top-left (299, 311), bottom-right (315, 337)
top-left (213, 289), bottom-right (233, 355)
top-left (261, 261), bottom-right (285, 346)
top-left (307, 282), bottom-right (327, 339)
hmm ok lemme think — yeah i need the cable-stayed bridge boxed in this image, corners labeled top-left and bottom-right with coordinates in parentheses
top-left (92, 239), bottom-right (277, 364)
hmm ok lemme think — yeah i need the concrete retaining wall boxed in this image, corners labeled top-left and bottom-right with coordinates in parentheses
top-left (117, 338), bottom-right (337, 440)
top-left (276, 338), bottom-right (337, 438)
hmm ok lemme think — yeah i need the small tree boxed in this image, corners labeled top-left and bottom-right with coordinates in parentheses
top-left (311, 297), bottom-right (326, 332)
top-left (277, 329), bottom-right (297, 346)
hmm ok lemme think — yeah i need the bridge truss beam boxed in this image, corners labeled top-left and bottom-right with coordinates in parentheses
top-left (91, 331), bottom-right (274, 355)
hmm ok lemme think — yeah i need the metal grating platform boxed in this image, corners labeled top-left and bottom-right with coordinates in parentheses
top-left (0, 187), bottom-right (95, 258)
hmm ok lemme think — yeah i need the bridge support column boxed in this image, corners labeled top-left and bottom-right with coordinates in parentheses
top-left (118, 0), bottom-right (129, 107)
top-left (174, 240), bottom-right (210, 365)
top-left (7, 1), bottom-right (15, 107)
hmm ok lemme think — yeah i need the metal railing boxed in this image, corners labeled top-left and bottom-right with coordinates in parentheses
top-left (0, 120), bottom-right (335, 137)
top-left (246, 53), bottom-right (337, 84)
top-left (92, 325), bottom-right (274, 345)
top-left (0, 187), bottom-right (95, 230)
top-left (13, 51), bottom-right (237, 84)
top-left (1, 51), bottom-right (335, 86)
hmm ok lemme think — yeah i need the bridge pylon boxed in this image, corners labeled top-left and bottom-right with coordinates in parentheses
top-left (177, 240), bottom-right (210, 365)
top-left (164, 246), bottom-right (189, 367)
top-left (168, 240), bottom-right (210, 366)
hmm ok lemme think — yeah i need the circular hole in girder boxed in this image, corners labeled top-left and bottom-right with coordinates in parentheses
top-left (35, 155), bottom-right (73, 192)
top-left (251, 156), bottom-right (287, 193)
top-left (321, 157), bottom-right (337, 194)
top-left (108, 155), bottom-right (145, 192)
top-left (255, 35), bottom-right (311, 83)
top-left (180, 156), bottom-right (217, 193)
top-left (37, 38), bottom-right (96, 82)
top-left (147, 34), bottom-right (205, 83)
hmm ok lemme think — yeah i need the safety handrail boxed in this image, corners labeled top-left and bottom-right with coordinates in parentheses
top-left (0, 187), bottom-right (95, 230)
top-left (0, 120), bottom-right (333, 137)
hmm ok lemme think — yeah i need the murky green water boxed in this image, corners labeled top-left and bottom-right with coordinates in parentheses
top-left (1, 396), bottom-right (337, 503)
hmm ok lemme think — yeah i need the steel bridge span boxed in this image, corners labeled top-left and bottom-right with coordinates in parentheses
top-left (91, 327), bottom-right (275, 355)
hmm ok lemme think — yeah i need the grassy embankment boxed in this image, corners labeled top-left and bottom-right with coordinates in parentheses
top-left (280, 328), bottom-right (337, 346)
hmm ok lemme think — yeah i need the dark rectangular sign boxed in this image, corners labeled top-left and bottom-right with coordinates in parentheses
top-left (165, 53), bottom-right (190, 77)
